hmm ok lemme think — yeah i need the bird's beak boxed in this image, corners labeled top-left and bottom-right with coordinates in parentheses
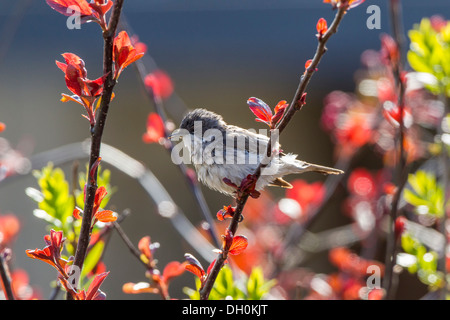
top-left (168, 129), bottom-right (183, 141)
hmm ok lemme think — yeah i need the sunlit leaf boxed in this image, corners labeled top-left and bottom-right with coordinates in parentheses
top-left (228, 235), bottom-right (248, 255)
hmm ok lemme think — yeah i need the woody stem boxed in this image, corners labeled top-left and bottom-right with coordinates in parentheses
top-left (71, 0), bottom-right (125, 294)
top-left (382, 0), bottom-right (408, 300)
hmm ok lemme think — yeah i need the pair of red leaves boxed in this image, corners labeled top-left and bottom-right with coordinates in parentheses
top-left (26, 229), bottom-right (109, 300)
top-left (57, 31), bottom-right (144, 125)
top-left (26, 229), bottom-right (68, 275)
top-left (48, 0), bottom-right (146, 125)
top-left (46, 0), bottom-right (113, 29)
top-left (247, 97), bottom-right (288, 129)
top-left (141, 70), bottom-right (174, 144)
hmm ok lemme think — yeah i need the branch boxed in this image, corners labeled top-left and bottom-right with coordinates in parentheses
top-left (112, 220), bottom-right (148, 269)
top-left (199, 4), bottom-right (350, 300)
top-left (72, 0), bottom-right (125, 287)
top-left (0, 249), bottom-right (14, 300)
top-left (382, 0), bottom-right (408, 300)
top-left (113, 219), bottom-right (170, 299)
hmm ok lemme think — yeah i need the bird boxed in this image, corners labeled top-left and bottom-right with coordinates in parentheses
top-left (169, 108), bottom-right (343, 196)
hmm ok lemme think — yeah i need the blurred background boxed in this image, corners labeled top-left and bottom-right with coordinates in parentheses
top-left (0, 0), bottom-right (449, 299)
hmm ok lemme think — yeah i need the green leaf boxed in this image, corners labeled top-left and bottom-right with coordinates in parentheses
top-left (403, 170), bottom-right (444, 217)
top-left (81, 240), bottom-right (105, 281)
top-left (407, 17), bottom-right (450, 97)
top-left (29, 163), bottom-right (74, 229)
top-left (403, 189), bottom-right (429, 208)
top-left (401, 233), bottom-right (418, 255)
top-left (246, 267), bottom-right (276, 300)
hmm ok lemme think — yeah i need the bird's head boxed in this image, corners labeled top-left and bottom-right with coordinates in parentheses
top-left (169, 108), bottom-right (226, 141)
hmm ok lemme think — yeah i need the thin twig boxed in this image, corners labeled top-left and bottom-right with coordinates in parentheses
top-left (48, 282), bottom-right (61, 300)
top-left (112, 220), bottom-right (170, 299)
top-left (112, 221), bottom-right (147, 269)
top-left (0, 250), bottom-right (14, 300)
top-left (72, 0), bottom-right (125, 289)
top-left (199, 4), bottom-right (350, 300)
top-left (383, 0), bottom-right (408, 300)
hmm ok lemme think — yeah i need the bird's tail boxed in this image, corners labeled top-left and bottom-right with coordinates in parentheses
top-left (279, 154), bottom-right (344, 176)
top-left (301, 162), bottom-right (344, 175)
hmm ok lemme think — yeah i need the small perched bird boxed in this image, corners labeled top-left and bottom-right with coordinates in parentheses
top-left (170, 108), bottom-right (343, 196)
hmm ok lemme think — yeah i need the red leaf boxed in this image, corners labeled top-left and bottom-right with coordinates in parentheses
top-left (113, 31), bottom-right (145, 79)
top-left (305, 59), bottom-right (313, 70)
top-left (94, 210), bottom-right (118, 223)
top-left (85, 271), bottom-right (109, 300)
top-left (0, 214), bottom-right (20, 244)
top-left (184, 253), bottom-right (205, 280)
top-left (138, 236), bottom-right (152, 260)
top-left (46, 0), bottom-right (93, 17)
top-left (395, 216), bottom-right (407, 240)
top-left (239, 174), bottom-right (260, 199)
top-left (144, 70), bottom-right (174, 100)
top-left (142, 113), bottom-right (165, 144)
top-left (348, 0), bottom-right (365, 9)
top-left (162, 261), bottom-right (186, 283)
top-left (84, 74), bottom-right (106, 97)
top-left (93, 186), bottom-right (107, 215)
top-left (316, 18), bottom-right (328, 37)
top-left (223, 178), bottom-right (238, 189)
top-left (228, 235), bottom-right (248, 255)
top-left (271, 100), bottom-right (288, 125)
top-left (206, 259), bottom-right (216, 276)
top-left (122, 282), bottom-right (159, 295)
top-left (25, 230), bottom-right (67, 273)
top-left (73, 208), bottom-right (82, 220)
top-left (217, 205), bottom-right (235, 221)
top-left (61, 93), bottom-right (83, 106)
top-left (64, 64), bottom-right (85, 96)
top-left (247, 97), bottom-right (273, 125)
top-left (89, 0), bottom-right (113, 18)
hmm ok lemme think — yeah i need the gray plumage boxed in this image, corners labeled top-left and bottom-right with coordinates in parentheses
top-left (174, 108), bottom-right (343, 196)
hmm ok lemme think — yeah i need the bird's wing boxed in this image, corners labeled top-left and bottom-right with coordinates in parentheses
top-left (225, 125), bottom-right (275, 155)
